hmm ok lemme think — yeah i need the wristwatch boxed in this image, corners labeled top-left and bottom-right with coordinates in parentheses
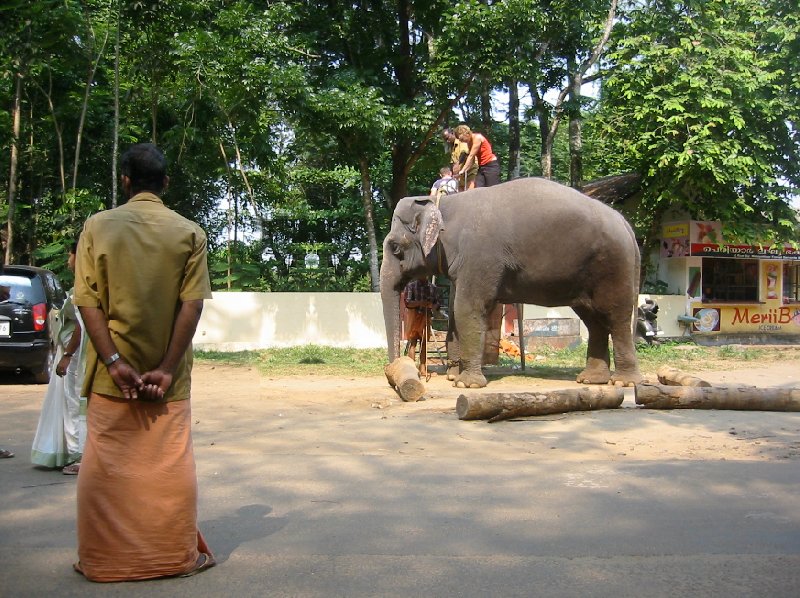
top-left (103, 352), bottom-right (121, 366)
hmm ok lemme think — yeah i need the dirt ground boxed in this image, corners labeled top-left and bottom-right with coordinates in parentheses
top-left (187, 346), bottom-right (800, 463)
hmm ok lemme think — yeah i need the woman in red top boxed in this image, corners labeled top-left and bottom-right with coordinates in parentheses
top-left (453, 124), bottom-right (501, 187)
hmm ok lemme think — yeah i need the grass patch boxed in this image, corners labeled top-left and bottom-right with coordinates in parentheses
top-left (197, 346), bottom-right (387, 376)
top-left (196, 342), bottom-right (800, 377)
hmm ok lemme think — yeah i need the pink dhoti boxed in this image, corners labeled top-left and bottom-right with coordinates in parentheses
top-left (76, 393), bottom-right (212, 582)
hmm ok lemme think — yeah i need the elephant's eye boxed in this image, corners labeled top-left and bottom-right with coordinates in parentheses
top-left (389, 240), bottom-right (402, 256)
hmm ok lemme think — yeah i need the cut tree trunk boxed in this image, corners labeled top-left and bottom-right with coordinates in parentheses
top-left (635, 383), bottom-right (800, 411)
top-left (656, 366), bottom-right (711, 387)
top-left (456, 386), bottom-right (625, 423)
top-left (384, 357), bottom-right (425, 402)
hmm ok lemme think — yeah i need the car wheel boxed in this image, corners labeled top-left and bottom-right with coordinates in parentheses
top-left (33, 345), bottom-right (56, 384)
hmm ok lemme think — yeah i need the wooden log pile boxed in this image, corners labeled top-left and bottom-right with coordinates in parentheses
top-left (384, 360), bottom-right (800, 417)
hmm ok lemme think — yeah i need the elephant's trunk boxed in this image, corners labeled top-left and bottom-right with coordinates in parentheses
top-left (380, 258), bottom-right (402, 363)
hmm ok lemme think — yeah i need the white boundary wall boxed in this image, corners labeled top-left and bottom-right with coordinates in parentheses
top-left (193, 292), bottom-right (386, 351)
top-left (193, 292), bottom-right (688, 351)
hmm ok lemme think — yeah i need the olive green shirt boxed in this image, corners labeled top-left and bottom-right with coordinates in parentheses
top-left (74, 192), bottom-right (212, 401)
top-left (451, 139), bottom-right (478, 177)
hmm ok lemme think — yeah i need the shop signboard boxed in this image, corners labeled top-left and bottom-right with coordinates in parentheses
top-left (689, 243), bottom-right (800, 260)
top-left (692, 304), bottom-right (800, 334)
top-left (662, 220), bottom-right (799, 260)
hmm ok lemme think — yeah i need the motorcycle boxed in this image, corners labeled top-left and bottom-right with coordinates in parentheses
top-left (635, 298), bottom-right (662, 345)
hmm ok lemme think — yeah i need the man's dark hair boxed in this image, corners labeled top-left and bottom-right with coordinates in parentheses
top-left (120, 143), bottom-right (167, 194)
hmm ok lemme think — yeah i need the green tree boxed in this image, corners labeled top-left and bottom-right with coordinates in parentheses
top-left (592, 0), bottom-right (799, 246)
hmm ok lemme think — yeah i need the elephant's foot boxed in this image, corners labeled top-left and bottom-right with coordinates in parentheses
top-left (446, 360), bottom-right (460, 381)
top-left (454, 370), bottom-right (487, 388)
top-left (576, 366), bottom-right (611, 385)
top-left (609, 369), bottom-right (643, 387)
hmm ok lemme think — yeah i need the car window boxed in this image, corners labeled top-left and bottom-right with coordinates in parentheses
top-left (44, 272), bottom-right (66, 307)
top-left (0, 275), bottom-right (46, 304)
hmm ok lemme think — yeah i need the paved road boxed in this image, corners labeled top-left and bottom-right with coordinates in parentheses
top-left (2, 367), bottom-right (800, 597)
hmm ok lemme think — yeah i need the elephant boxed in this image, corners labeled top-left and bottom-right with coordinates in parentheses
top-left (380, 177), bottom-right (643, 389)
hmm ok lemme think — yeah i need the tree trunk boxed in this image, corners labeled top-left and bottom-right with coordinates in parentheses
top-left (26, 101), bottom-right (36, 262)
top-left (538, 0), bottom-right (617, 183)
top-left (72, 25), bottom-right (110, 191)
top-left (656, 366), bottom-right (711, 387)
top-left (480, 78), bottom-right (492, 133)
top-left (112, 0), bottom-right (121, 207)
top-left (389, 140), bottom-right (412, 211)
top-left (635, 384), bottom-right (800, 411)
top-left (218, 139), bottom-right (236, 290)
top-left (457, 386), bottom-right (625, 422)
top-left (4, 72), bottom-right (23, 264)
top-left (507, 80), bottom-right (520, 180)
top-left (528, 85), bottom-right (551, 179)
top-left (568, 62), bottom-right (583, 189)
top-left (358, 158), bottom-right (380, 291)
top-left (37, 71), bottom-right (66, 197)
top-left (385, 357), bottom-right (425, 402)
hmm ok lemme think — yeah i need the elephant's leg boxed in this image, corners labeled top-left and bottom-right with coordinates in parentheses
top-left (445, 280), bottom-right (461, 381)
top-left (573, 307), bottom-right (612, 384)
top-left (583, 273), bottom-right (643, 386)
top-left (608, 310), bottom-right (643, 386)
top-left (452, 289), bottom-right (488, 389)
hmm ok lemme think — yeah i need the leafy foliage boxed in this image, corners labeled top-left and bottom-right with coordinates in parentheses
top-left (591, 0), bottom-right (799, 242)
top-left (1, 0), bottom-right (797, 291)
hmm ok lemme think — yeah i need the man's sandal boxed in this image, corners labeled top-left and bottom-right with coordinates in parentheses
top-left (180, 552), bottom-right (216, 577)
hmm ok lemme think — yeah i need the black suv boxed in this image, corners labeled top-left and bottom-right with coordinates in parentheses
top-left (0, 265), bottom-right (67, 383)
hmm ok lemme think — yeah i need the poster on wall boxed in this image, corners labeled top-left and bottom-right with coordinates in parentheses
top-left (693, 307), bottom-right (721, 332)
top-left (661, 222), bottom-right (690, 257)
top-left (765, 263), bottom-right (779, 300)
top-left (691, 221), bottom-right (723, 244)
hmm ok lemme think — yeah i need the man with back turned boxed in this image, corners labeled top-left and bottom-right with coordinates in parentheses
top-left (73, 143), bottom-right (215, 581)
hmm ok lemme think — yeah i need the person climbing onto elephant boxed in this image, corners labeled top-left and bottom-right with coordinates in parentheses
top-left (453, 124), bottom-right (501, 188)
top-left (442, 128), bottom-right (477, 190)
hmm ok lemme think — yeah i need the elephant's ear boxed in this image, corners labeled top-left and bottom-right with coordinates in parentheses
top-left (418, 199), bottom-right (443, 257)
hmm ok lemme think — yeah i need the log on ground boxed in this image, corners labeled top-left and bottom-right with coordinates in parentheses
top-left (635, 383), bottom-right (800, 411)
top-left (656, 366), bottom-right (711, 387)
top-left (456, 386), bottom-right (625, 422)
top-left (384, 357), bottom-right (426, 402)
